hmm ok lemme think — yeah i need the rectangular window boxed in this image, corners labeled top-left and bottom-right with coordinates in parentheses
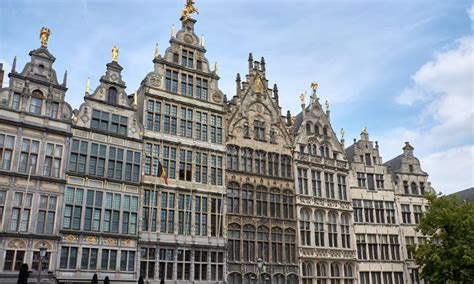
top-left (353, 199), bottom-right (363, 223)
top-left (401, 204), bottom-right (411, 224)
top-left (50, 102), bottom-right (59, 119)
top-left (101, 249), bottom-right (118, 271)
top-left (36, 195), bottom-right (57, 234)
top-left (59, 246), bottom-right (78, 269)
top-left (142, 189), bottom-right (158, 232)
top-left (0, 134), bottom-right (15, 170)
top-left (325, 173), bottom-right (335, 199)
top-left (139, 247), bottom-right (155, 279)
top-left (389, 235), bottom-right (401, 260)
top-left (63, 187), bottom-right (84, 230)
top-left (18, 138), bottom-right (40, 174)
top-left (311, 170), bottom-right (322, 197)
top-left (69, 139), bottom-right (88, 174)
top-left (210, 198), bottom-right (223, 237)
top-left (160, 192), bottom-right (175, 233)
top-left (4, 250), bottom-right (25, 271)
top-left (364, 200), bottom-right (374, 223)
top-left (120, 250), bottom-right (135, 271)
top-left (163, 146), bottom-right (176, 179)
top-left (357, 172), bottom-right (366, 188)
top-left (376, 174), bottom-right (384, 189)
top-left (165, 69), bottom-right (178, 93)
top-left (177, 194), bottom-right (192, 235)
top-left (194, 250), bottom-right (208, 280)
top-left (12, 93), bottom-right (21, 110)
top-left (159, 248), bottom-right (174, 280)
top-left (10, 192), bottom-right (32, 232)
top-left (385, 201), bottom-right (396, 224)
top-left (29, 97), bottom-right (42, 114)
top-left (84, 190), bottom-right (102, 232)
top-left (32, 251), bottom-right (51, 271)
top-left (365, 153), bottom-right (372, 165)
top-left (406, 236), bottom-right (416, 259)
top-left (0, 190), bottom-right (5, 228)
top-left (297, 168), bottom-right (308, 195)
top-left (176, 249), bottom-right (191, 280)
top-left (367, 234), bottom-right (378, 260)
top-left (81, 247), bottom-right (98, 270)
top-left (374, 201), bottom-right (385, 223)
top-left (253, 120), bottom-right (265, 141)
top-left (194, 196), bottom-right (208, 236)
top-left (367, 173), bottom-right (375, 190)
top-left (356, 234), bottom-right (367, 260)
top-left (337, 175), bottom-right (347, 200)
top-left (413, 205), bottom-right (422, 224)
top-left (43, 143), bottom-right (63, 178)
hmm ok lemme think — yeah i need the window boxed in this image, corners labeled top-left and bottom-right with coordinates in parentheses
top-left (176, 249), bottom-right (191, 280)
top-left (111, 114), bottom-right (128, 135)
top-left (49, 101), bottom-right (59, 118)
top-left (271, 227), bottom-right (283, 263)
top-left (227, 145), bottom-right (239, 170)
top-left (176, 194), bottom-right (191, 235)
top-left (367, 234), bottom-right (378, 260)
top-left (0, 134), bottom-right (15, 170)
top-left (359, 272), bottom-right (370, 284)
top-left (385, 201), bottom-right (396, 224)
top-left (228, 224), bottom-right (240, 261)
top-left (194, 250), bottom-right (208, 280)
top-left (330, 263), bottom-right (341, 284)
top-left (101, 249), bottom-right (117, 271)
top-left (194, 151), bottom-right (208, 184)
top-left (63, 187), bottom-right (83, 230)
top-left (341, 214), bottom-right (351, 248)
top-left (91, 110), bottom-right (127, 135)
top-left (268, 152), bottom-right (279, 177)
top-left (312, 170), bottom-right (322, 197)
top-left (165, 69), bottom-right (178, 93)
top-left (270, 191), bottom-right (281, 218)
top-left (120, 250), bottom-right (135, 271)
top-left (160, 192), bottom-right (175, 233)
top-left (32, 251), bottom-right (50, 271)
top-left (211, 253), bottom-right (226, 281)
top-left (242, 184), bottom-right (254, 215)
top-left (337, 175), bottom-right (347, 200)
top-left (146, 99), bottom-right (161, 131)
top-left (10, 192), bottom-right (32, 232)
top-left (374, 201), bottom-right (385, 223)
top-left (210, 155), bottom-right (223, 186)
top-left (254, 150), bottom-right (266, 175)
top-left (356, 234), bottom-right (367, 260)
top-left (159, 248), bottom-right (174, 280)
top-left (394, 272), bottom-right (404, 284)
top-left (371, 272), bottom-right (382, 284)
top-left (380, 235), bottom-right (390, 260)
top-left (43, 143), bottom-right (62, 177)
top-left (104, 193), bottom-right (121, 233)
top-left (210, 115), bottom-right (222, 143)
top-left (19, 138), bottom-right (40, 174)
top-left (107, 87), bottom-right (117, 104)
top-left (60, 246), bottom-right (78, 269)
top-left (196, 78), bottom-right (208, 100)
top-left (81, 247), bottom-right (98, 270)
top-left (180, 107), bottom-right (193, 137)
top-left (36, 195), bottom-right (57, 234)
top-left (282, 191), bottom-right (294, 219)
top-left (405, 236), bottom-right (415, 259)
top-left (325, 173), bottom-right (335, 199)
top-left (194, 196), bottom-right (207, 236)
top-left (256, 186), bottom-right (268, 217)
top-left (413, 205), bottom-right (422, 224)
top-left (298, 168), bottom-right (309, 195)
top-left (367, 174), bottom-right (375, 190)
top-left (314, 210), bottom-right (325, 247)
top-left (316, 262), bottom-right (328, 284)
top-left (181, 49), bottom-right (194, 67)
top-left (4, 250), bottom-right (25, 271)
top-left (125, 150), bottom-right (141, 182)
top-left (180, 74), bottom-right (193, 96)
top-left (30, 90), bottom-right (43, 114)
top-left (353, 199), bottom-right (363, 223)
top-left (107, 147), bottom-right (124, 179)
top-left (285, 229), bottom-right (296, 264)
top-left (411, 182), bottom-right (419, 195)
top-left (173, 53), bottom-right (179, 63)
top-left (376, 174), bottom-right (384, 189)
top-left (0, 191), bottom-right (5, 228)
top-left (162, 146), bottom-right (176, 179)
top-left (12, 93), bottom-right (21, 110)
top-left (302, 262), bottom-right (313, 284)
top-left (227, 183), bottom-right (240, 214)
top-left (299, 209), bottom-right (311, 246)
top-left (257, 226), bottom-right (270, 261)
top-left (389, 235), bottom-right (400, 260)
top-left (241, 148), bottom-right (252, 173)
top-left (364, 200), bottom-right (374, 223)
top-left (253, 120), bottom-right (265, 141)
top-left (357, 172), bottom-right (366, 187)
top-left (403, 181), bottom-right (409, 194)
top-left (210, 198), bottom-right (223, 237)
top-left (365, 153), bottom-right (372, 165)
top-left (328, 212), bottom-right (338, 247)
top-left (142, 189), bottom-right (158, 232)
top-left (179, 149), bottom-right (193, 181)
top-left (344, 264), bottom-right (354, 284)
top-left (122, 195), bottom-right (138, 234)
top-left (401, 204), bottom-right (411, 224)
top-left (69, 139), bottom-right (88, 174)
top-left (243, 225), bottom-right (255, 261)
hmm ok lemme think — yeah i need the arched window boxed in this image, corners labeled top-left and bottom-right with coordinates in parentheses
top-left (300, 209), bottom-right (311, 246)
top-left (256, 186), bottom-right (268, 217)
top-left (228, 273), bottom-right (243, 284)
top-left (228, 224), bottom-right (241, 261)
top-left (282, 190), bottom-right (294, 219)
top-left (271, 227), bottom-right (283, 263)
top-left (328, 211), bottom-right (338, 248)
top-left (243, 123), bottom-right (250, 138)
top-left (268, 152), bottom-right (279, 176)
top-left (315, 125), bottom-right (320, 135)
top-left (227, 182), bottom-right (240, 214)
top-left (270, 188), bottom-right (282, 218)
top-left (311, 144), bottom-right (317, 156)
top-left (323, 126), bottom-right (328, 136)
top-left (257, 226), bottom-right (270, 261)
top-left (244, 273), bottom-right (257, 284)
top-left (243, 225), bottom-right (255, 262)
top-left (314, 210), bottom-right (325, 246)
top-left (287, 274), bottom-right (299, 284)
top-left (306, 123), bottom-right (312, 134)
top-left (273, 274), bottom-right (285, 284)
top-left (344, 263), bottom-right (354, 284)
top-left (242, 184), bottom-right (254, 215)
top-left (340, 214), bottom-right (351, 248)
top-left (107, 87), bottom-right (117, 104)
top-left (411, 182), bottom-right (419, 195)
top-left (316, 262), bottom-right (327, 284)
top-left (302, 261), bottom-right (314, 284)
top-left (260, 273), bottom-right (271, 284)
top-left (241, 148), bottom-right (253, 173)
top-left (330, 263), bottom-right (341, 283)
top-left (227, 145), bottom-right (239, 170)
top-left (30, 90), bottom-right (43, 114)
top-left (284, 228), bottom-right (296, 264)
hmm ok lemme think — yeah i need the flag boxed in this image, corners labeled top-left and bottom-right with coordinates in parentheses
top-left (157, 161), bottom-right (168, 185)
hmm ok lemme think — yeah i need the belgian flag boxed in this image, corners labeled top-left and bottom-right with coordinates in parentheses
top-left (157, 161), bottom-right (168, 185)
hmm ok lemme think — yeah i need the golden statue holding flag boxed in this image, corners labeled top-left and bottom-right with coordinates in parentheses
top-left (181, 0), bottom-right (199, 21)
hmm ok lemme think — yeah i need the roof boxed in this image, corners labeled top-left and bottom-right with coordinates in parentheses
top-left (344, 144), bottom-right (355, 160)
top-left (383, 154), bottom-right (403, 172)
top-left (292, 111), bottom-right (303, 133)
top-left (450, 187), bottom-right (474, 202)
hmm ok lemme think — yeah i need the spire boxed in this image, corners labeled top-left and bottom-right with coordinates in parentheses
top-left (261, 57), bottom-right (265, 71)
top-left (11, 56), bottom-right (17, 73)
top-left (286, 110), bottom-right (292, 126)
top-left (248, 53), bottom-right (253, 70)
top-left (85, 77), bottom-right (90, 95)
top-left (273, 83), bottom-right (279, 103)
top-left (62, 70), bottom-right (68, 86)
top-left (154, 43), bottom-right (159, 60)
top-left (236, 73), bottom-right (241, 97)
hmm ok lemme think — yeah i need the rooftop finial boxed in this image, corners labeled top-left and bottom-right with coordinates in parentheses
top-left (111, 46), bottom-right (119, 62)
top-left (300, 91), bottom-right (305, 105)
top-left (85, 77), bottom-right (90, 94)
top-left (325, 99), bottom-right (330, 112)
top-left (181, 0), bottom-right (199, 21)
top-left (201, 34), bottom-right (205, 47)
top-left (214, 62), bottom-right (218, 75)
top-left (171, 25), bottom-right (176, 37)
top-left (154, 43), bottom-right (159, 60)
top-left (63, 70), bottom-right (68, 86)
top-left (340, 128), bottom-right (345, 140)
top-left (12, 56), bottom-right (17, 73)
top-left (39, 27), bottom-right (51, 48)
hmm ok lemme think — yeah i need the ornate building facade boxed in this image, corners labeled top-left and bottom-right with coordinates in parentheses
top-left (225, 55), bottom-right (299, 284)
top-left (134, 15), bottom-right (227, 284)
top-left (293, 88), bottom-right (357, 284)
top-left (0, 2), bottom-right (434, 284)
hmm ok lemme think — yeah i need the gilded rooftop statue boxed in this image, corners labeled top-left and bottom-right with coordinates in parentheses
top-left (181, 0), bottom-right (199, 20)
top-left (39, 27), bottom-right (51, 47)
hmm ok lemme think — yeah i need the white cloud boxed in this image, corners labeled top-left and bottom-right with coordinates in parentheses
top-left (379, 8), bottom-right (474, 194)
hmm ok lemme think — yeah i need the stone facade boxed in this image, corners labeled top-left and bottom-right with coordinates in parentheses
top-left (0, 5), bottom-right (434, 284)
top-left (293, 89), bottom-right (357, 284)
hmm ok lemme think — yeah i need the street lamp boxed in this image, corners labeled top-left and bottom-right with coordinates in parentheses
top-left (37, 244), bottom-right (47, 283)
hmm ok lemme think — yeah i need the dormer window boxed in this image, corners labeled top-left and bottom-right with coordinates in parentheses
top-left (243, 124), bottom-right (250, 139)
top-left (269, 129), bottom-right (277, 144)
top-left (181, 49), bottom-right (193, 68)
top-left (254, 120), bottom-right (265, 141)
top-left (409, 165), bottom-right (414, 173)
top-left (173, 53), bottom-right (179, 63)
top-left (107, 87), bottom-right (117, 104)
top-left (323, 127), bottom-right (328, 136)
top-left (29, 90), bottom-right (43, 115)
top-left (314, 125), bottom-right (319, 135)
top-left (306, 123), bottom-right (312, 134)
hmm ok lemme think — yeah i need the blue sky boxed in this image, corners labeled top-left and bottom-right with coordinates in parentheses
top-left (1, 0), bottom-right (473, 193)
